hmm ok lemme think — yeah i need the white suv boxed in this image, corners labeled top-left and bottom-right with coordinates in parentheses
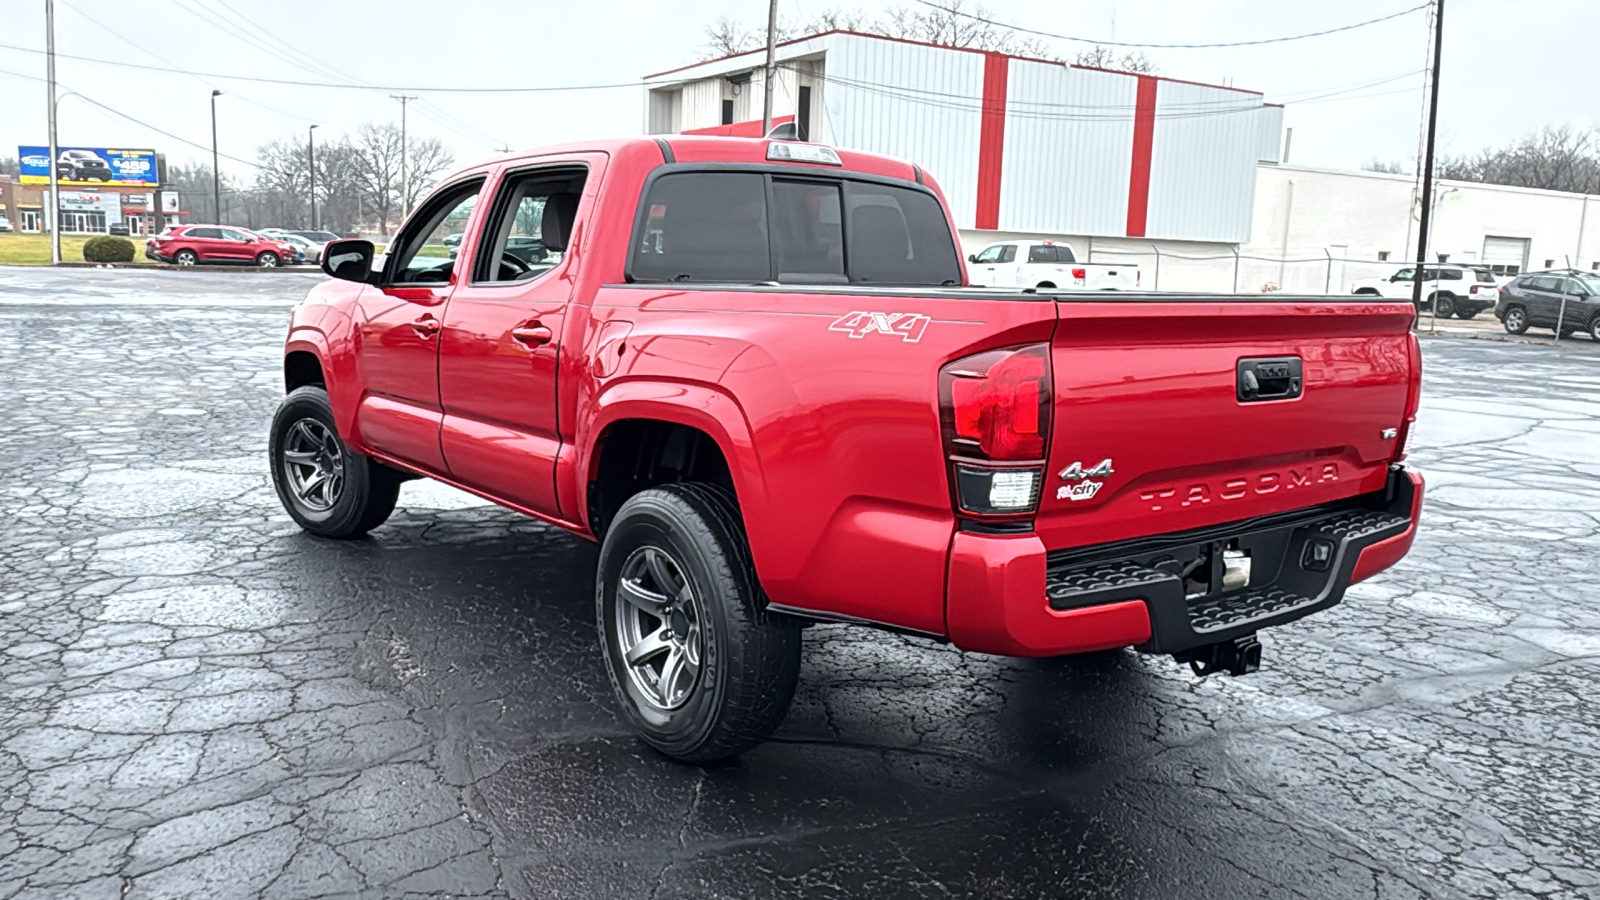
top-left (1350, 265), bottom-right (1500, 319)
top-left (0, 214), bottom-right (12, 233)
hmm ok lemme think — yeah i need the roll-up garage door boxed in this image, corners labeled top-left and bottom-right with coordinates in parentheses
top-left (1481, 236), bottom-right (1529, 276)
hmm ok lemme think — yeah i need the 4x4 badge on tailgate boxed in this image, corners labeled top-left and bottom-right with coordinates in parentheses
top-left (1059, 459), bottom-right (1114, 481)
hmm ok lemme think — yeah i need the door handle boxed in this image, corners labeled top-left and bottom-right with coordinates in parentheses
top-left (411, 315), bottom-right (441, 337)
top-left (512, 324), bottom-right (553, 346)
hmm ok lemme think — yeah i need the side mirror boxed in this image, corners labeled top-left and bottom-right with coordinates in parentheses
top-left (322, 239), bottom-right (375, 283)
top-left (968, 254), bottom-right (979, 263)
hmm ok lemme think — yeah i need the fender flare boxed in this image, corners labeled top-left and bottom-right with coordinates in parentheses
top-left (284, 324), bottom-right (366, 452)
top-left (579, 378), bottom-right (769, 533)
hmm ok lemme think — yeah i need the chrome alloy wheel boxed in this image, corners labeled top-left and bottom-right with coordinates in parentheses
top-left (280, 418), bottom-right (345, 512)
top-left (1505, 308), bottom-right (1526, 333)
top-left (614, 546), bottom-right (703, 711)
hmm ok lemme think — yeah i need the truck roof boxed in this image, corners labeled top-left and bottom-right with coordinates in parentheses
top-left (471, 136), bottom-right (926, 187)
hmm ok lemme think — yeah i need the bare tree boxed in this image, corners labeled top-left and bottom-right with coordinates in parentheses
top-left (703, 1), bottom-right (1055, 59)
top-left (883, 0), bottom-right (1052, 56)
top-left (1436, 126), bottom-right (1600, 194)
top-left (164, 161), bottom-right (244, 225)
top-left (348, 123), bottom-right (454, 234)
top-left (1361, 158), bottom-right (1410, 175)
top-left (1072, 45), bottom-right (1157, 73)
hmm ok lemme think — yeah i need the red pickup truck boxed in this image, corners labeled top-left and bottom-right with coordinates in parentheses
top-left (270, 136), bottom-right (1423, 763)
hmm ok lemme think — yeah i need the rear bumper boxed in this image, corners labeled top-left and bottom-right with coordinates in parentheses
top-left (946, 467), bottom-right (1424, 657)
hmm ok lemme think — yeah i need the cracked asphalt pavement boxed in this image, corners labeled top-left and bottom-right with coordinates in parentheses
top-left (2, 266), bottom-right (1598, 899)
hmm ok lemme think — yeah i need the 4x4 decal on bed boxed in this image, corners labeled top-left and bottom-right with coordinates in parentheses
top-left (828, 311), bottom-right (932, 342)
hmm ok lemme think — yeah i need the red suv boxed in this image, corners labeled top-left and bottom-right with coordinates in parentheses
top-left (145, 225), bottom-right (300, 267)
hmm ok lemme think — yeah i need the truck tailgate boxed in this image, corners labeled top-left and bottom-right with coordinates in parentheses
top-left (1037, 298), bottom-right (1417, 552)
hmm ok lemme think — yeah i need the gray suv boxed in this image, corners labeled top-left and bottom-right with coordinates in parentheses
top-left (1495, 271), bottom-right (1600, 340)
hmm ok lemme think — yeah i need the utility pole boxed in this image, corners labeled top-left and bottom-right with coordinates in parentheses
top-left (308, 124), bottom-right (319, 230)
top-left (46, 0), bottom-right (60, 264)
top-left (390, 94), bottom-right (417, 219)
top-left (1412, 0), bottom-right (1445, 320)
top-left (761, 0), bottom-right (778, 135)
top-left (210, 89), bottom-right (223, 224)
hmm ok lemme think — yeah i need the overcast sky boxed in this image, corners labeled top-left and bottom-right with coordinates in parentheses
top-left (0, 0), bottom-right (1590, 184)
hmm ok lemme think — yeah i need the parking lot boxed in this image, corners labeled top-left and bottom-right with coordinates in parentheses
top-left (1, 267), bottom-right (1597, 900)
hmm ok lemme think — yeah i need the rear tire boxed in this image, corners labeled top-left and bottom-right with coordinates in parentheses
top-left (269, 386), bottom-right (400, 539)
top-left (597, 483), bottom-right (801, 764)
top-left (174, 249), bottom-right (198, 266)
top-left (1430, 293), bottom-right (1455, 318)
top-left (1502, 306), bottom-right (1529, 334)
top-left (256, 251), bottom-right (280, 268)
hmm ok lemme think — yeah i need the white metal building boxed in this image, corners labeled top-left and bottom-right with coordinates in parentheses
top-left (645, 33), bottom-right (1599, 295)
top-left (645, 31), bottom-right (1283, 246)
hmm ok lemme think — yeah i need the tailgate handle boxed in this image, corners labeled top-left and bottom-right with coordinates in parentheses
top-left (1237, 357), bottom-right (1303, 402)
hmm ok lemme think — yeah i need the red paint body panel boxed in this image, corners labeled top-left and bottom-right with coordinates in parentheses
top-left (1125, 75), bottom-right (1158, 238)
top-left (1352, 469), bottom-right (1425, 584)
top-left (283, 135), bottom-right (1424, 657)
top-left (946, 531), bottom-right (1152, 656)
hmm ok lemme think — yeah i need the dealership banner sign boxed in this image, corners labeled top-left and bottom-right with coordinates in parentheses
top-left (17, 146), bottom-right (159, 186)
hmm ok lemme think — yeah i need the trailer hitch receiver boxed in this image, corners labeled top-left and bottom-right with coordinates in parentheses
top-left (1177, 634), bottom-right (1262, 678)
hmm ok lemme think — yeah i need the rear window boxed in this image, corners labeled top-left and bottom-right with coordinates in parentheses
top-left (629, 171), bottom-right (961, 286)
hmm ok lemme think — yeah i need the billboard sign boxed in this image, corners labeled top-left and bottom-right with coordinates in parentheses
top-left (17, 146), bottom-right (159, 186)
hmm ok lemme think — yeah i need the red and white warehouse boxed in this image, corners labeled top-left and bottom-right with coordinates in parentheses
top-left (644, 31), bottom-right (1284, 254)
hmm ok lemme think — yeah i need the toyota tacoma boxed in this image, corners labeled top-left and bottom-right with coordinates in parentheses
top-left (270, 136), bottom-right (1425, 763)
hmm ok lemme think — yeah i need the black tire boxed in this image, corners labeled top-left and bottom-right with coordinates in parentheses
top-left (1589, 315), bottom-right (1600, 342)
top-left (597, 483), bottom-right (801, 764)
top-left (174, 249), bottom-right (198, 266)
top-left (1354, 288), bottom-right (1381, 296)
top-left (255, 251), bottom-right (280, 268)
top-left (1035, 281), bottom-right (1057, 290)
top-left (1457, 308), bottom-right (1480, 320)
top-left (1430, 293), bottom-right (1455, 318)
top-left (269, 385), bottom-right (400, 539)
top-left (1502, 305), bottom-right (1529, 334)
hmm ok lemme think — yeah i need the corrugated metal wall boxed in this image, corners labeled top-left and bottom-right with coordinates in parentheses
top-left (1256, 106), bottom-right (1284, 163)
top-left (1000, 62), bottom-right (1136, 237)
top-left (646, 34), bottom-right (1279, 243)
top-left (1144, 81), bottom-right (1263, 243)
top-left (822, 35), bottom-right (986, 228)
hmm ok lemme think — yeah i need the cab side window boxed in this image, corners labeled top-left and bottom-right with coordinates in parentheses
top-left (997, 244), bottom-right (1017, 264)
top-left (1027, 245), bottom-right (1055, 263)
top-left (388, 179), bottom-right (484, 284)
top-left (973, 245), bottom-right (1005, 265)
top-left (471, 166), bottom-right (589, 284)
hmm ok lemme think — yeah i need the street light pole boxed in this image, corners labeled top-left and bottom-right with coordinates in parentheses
top-left (390, 94), bottom-right (416, 219)
top-left (308, 124), bottom-right (319, 231)
top-left (210, 90), bottom-right (223, 224)
top-left (761, 0), bottom-right (778, 134)
top-left (45, 0), bottom-right (60, 264)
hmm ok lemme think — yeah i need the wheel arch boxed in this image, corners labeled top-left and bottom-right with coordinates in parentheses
top-left (581, 382), bottom-right (766, 542)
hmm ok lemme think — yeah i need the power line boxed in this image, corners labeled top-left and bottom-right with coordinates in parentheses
top-left (0, 39), bottom-right (648, 93)
top-left (912, 0), bottom-right (1430, 49)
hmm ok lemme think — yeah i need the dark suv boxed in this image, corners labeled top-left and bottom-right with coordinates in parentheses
top-left (57, 150), bottom-right (113, 182)
top-left (1495, 271), bottom-right (1600, 340)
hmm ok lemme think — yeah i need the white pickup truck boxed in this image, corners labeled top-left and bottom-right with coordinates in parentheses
top-left (966, 240), bottom-right (1141, 291)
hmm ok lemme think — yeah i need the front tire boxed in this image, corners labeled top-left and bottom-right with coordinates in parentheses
top-left (256, 251), bottom-right (280, 268)
top-left (597, 484), bottom-right (801, 764)
top-left (269, 386), bottom-right (400, 538)
top-left (1457, 308), bottom-right (1480, 320)
top-left (1589, 315), bottom-right (1600, 342)
top-left (1502, 306), bottom-right (1529, 334)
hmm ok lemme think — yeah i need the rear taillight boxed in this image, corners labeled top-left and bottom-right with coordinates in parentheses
top-left (939, 344), bottom-right (1052, 517)
top-left (1392, 333), bottom-right (1422, 462)
top-left (1072, 267), bottom-right (1087, 284)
